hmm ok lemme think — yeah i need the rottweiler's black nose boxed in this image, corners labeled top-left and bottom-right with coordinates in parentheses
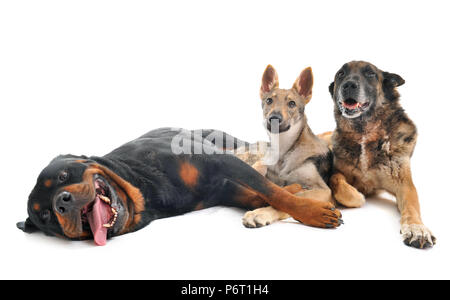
top-left (55, 191), bottom-right (73, 214)
top-left (268, 113), bottom-right (283, 124)
top-left (342, 81), bottom-right (359, 91)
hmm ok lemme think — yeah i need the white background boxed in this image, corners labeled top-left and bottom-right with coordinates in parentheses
top-left (1, 0), bottom-right (449, 280)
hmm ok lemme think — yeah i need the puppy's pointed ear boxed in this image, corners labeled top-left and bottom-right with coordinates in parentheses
top-left (329, 82), bottom-right (335, 97)
top-left (383, 72), bottom-right (405, 88)
top-left (17, 218), bottom-right (39, 233)
top-left (260, 65), bottom-right (279, 98)
top-left (292, 67), bottom-right (313, 104)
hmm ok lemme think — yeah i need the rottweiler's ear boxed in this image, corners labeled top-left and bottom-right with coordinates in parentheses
top-left (293, 67), bottom-right (313, 104)
top-left (17, 218), bottom-right (39, 233)
top-left (383, 72), bottom-right (405, 88)
top-left (260, 64), bottom-right (279, 98)
top-left (329, 82), bottom-right (335, 97)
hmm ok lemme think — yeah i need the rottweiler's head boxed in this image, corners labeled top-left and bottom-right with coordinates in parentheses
top-left (17, 155), bottom-right (142, 246)
top-left (329, 61), bottom-right (405, 119)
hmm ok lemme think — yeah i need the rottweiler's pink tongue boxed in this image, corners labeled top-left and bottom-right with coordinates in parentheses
top-left (87, 196), bottom-right (111, 246)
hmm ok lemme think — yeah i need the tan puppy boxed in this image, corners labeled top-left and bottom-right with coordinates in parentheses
top-left (237, 65), bottom-right (340, 228)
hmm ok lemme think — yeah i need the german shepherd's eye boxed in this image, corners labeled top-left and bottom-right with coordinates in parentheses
top-left (266, 98), bottom-right (273, 105)
top-left (365, 70), bottom-right (376, 78)
top-left (58, 171), bottom-right (68, 183)
top-left (288, 101), bottom-right (296, 108)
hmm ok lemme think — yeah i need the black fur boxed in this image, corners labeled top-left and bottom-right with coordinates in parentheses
top-left (306, 150), bottom-right (334, 184)
top-left (18, 128), bottom-right (274, 242)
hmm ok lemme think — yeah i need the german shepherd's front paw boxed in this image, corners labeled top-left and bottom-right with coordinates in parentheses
top-left (293, 201), bottom-right (343, 229)
top-left (401, 224), bottom-right (436, 249)
top-left (242, 207), bottom-right (288, 228)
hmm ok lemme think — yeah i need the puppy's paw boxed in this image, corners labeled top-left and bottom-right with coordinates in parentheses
top-left (242, 207), bottom-right (288, 228)
top-left (401, 224), bottom-right (436, 249)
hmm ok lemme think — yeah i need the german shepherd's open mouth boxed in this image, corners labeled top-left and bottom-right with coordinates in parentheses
top-left (339, 97), bottom-right (370, 115)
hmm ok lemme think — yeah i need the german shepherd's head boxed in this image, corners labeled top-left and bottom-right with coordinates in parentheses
top-left (260, 65), bottom-right (313, 134)
top-left (328, 61), bottom-right (405, 119)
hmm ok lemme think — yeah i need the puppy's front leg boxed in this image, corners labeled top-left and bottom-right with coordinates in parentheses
top-left (395, 171), bottom-right (436, 249)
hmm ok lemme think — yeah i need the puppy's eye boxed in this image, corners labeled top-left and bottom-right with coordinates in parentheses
top-left (365, 70), bottom-right (376, 78)
top-left (337, 70), bottom-right (345, 78)
top-left (40, 210), bottom-right (50, 221)
top-left (288, 101), bottom-right (296, 108)
top-left (266, 98), bottom-right (273, 105)
top-left (58, 171), bottom-right (68, 182)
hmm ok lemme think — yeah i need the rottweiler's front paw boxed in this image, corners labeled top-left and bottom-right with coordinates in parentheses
top-left (293, 201), bottom-right (343, 229)
top-left (401, 224), bottom-right (436, 249)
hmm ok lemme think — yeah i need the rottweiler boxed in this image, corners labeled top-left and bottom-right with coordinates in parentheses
top-left (328, 61), bottom-right (435, 249)
top-left (17, 127), bottom-right (342, 246)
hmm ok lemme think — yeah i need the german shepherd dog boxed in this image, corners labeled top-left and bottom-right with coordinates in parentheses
top-left (237, 65), bottom-right (338, 228)
top-left (328, 61), bottom-right (436, 249)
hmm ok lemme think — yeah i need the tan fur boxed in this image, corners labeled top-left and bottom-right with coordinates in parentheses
top-left (240, 65), bottom-right (336, 228)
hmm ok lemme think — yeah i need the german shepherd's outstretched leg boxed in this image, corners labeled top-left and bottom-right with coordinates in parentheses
top-left (394, 168), bottom-right (436, 248)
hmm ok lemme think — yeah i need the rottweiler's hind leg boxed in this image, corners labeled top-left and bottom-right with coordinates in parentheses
top-left (219, 177), bottom-right (341, 229)
top-left (242, 184), bottom-right (303, 228)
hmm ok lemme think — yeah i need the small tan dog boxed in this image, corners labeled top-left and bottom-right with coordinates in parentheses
top-left (237, 65), bottom-right (341, 228)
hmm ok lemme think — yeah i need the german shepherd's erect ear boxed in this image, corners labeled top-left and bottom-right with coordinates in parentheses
top-left (292, 67), bottom-right (314, 104)
top-left (382, 72), bottom-right (405, 88)
top-left (260, 65), bottom-right (279, 98)
top-left (328, 82), bottom-right (335, 97)
top-left (382, 71), bottom-right (405, 101)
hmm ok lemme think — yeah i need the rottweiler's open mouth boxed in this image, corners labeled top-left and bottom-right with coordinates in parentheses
top-left (81, 178), bottom-right (117, 246)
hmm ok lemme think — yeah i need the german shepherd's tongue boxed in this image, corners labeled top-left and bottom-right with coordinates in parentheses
top-left (87, 195), bottom-right (111, 246)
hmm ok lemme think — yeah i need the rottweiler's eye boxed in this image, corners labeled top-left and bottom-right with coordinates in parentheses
top-left (58, 171), bottom-right (68, 182)
top-left (365, 70), bottom-right (376, 78)
top-left (337, 70), bottom-right (345, 78)
top-left (266, 98), bottom-right (273, 105)
top-left (288, 101), bottom-right (296, 108)
top-left (40, 210), bottom-right (50, 221)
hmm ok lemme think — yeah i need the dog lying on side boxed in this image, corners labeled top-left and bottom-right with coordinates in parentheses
top-left (237, 65), bottom-right (337, 228)
top-left (17, 128), bottom-right (342, 246)
top-left (328, 61), bottom-right (435, 249)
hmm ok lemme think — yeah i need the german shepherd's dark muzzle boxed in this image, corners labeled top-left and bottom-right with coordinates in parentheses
top-left (329, 61), bottom-right (404, 119)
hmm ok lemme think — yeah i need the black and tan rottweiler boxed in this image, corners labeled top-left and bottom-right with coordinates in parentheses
top-left (328, 61), bottom-right (435, 249)
top-left (17, 127), bottom-right (342, 245)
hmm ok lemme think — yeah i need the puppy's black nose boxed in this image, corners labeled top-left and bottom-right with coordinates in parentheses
top-left (268, 113), bottom-right (283, 124)
top-left (55, 191), bottom-right (73, 214)
top-left (342, 81), bottom-right (359, 91)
